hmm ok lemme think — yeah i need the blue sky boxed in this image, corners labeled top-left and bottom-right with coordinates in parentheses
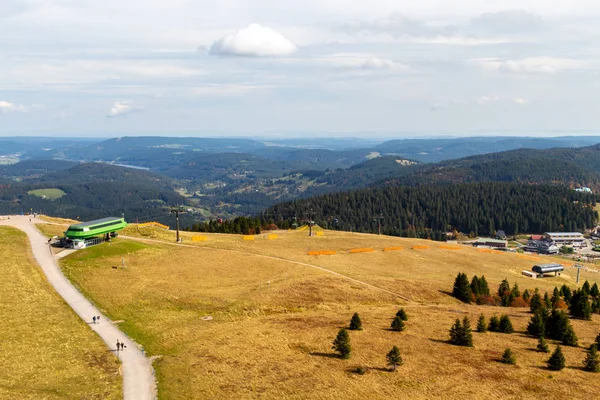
top-left (1, 1), bottom-right (599, 137)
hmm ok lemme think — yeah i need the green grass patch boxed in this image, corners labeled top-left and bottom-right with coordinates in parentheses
top-left (27, 188), bottom-right (66, 200)
top-left (64, 240), bottom-right (148, 263)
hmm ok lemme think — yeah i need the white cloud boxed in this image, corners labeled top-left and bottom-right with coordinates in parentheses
top-left (471, 57), bottom-right (590, 74)
top-left (362, 57), bottom-right (394, 69)
top-left (107, 102), bottom-right (137, 117)
top-left (469, 10), bottom-right (543, 35)
top-left (0, 100), bottom-right (26, 113)
top-left (209, 24), bottom-right (297, 57)
top-left (190, 84), bottom-right (270, 97)
top-left (513, 97), bottom-right (529, 105)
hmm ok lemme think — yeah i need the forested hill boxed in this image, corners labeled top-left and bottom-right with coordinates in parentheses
top-left (386, 144), bottom-right (600, 189)
top-left (262, 183), bottom-right (598, 240)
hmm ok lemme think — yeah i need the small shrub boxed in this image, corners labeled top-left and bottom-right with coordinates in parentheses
top-left (349, 313), bottom-right (363, 331)
top-left (396, 308), bottom-right (408, 321)
top-left (353, 366), bottom-right (367, 375)
top-left (386, 346), bottom-right (403, 371)
top-left (548, 346), bottom-right (566, 371)
top-left (501, 348), bottom-right (516, 365)
top-left (537, 336), bottom-right (550, 353)
top-left (391, 316), bottom-right (405, 332)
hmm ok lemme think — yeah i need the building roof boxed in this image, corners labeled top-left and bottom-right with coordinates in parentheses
top-left (69, 217), bottom-right (124, 228)
top-left (474, 238), bottom-right (507, 244)
top-left (545, 232), bottom-right (584, 237)
top-left (530, 235), bottom-right (543, 240)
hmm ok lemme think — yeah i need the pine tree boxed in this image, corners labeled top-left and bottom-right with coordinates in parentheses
top-left (551, 287), bottom-right (561, 308)
top-left (386, 346), bottom-right (403, 371)
top-left (570, 289), bottom-right (592, 320)
top-left (530, 291), bottom-right (543, 314)
top-left (461, 316), bottom-right (473, 347)
top-left (349, 312), bottom-right (363, 331)
top-left (582, 280), bottom-right (591, 296)
top-left (584, 344), bottom-right (600, 372)
top-left (452, 273), bottom-right (472, 303)
top-left (544, 292), bottom-right (552, 309)
top-left (498, 279), bottom-right (510, 297)
top-left (537, 336), bottom-right (550, 353)
top-left (546, 309), bottom-right (572, 341)
top-left (470, 276), bottom-right (481, 296)
top-left (527, 312), bottom-right (546, 337)
top-left (596, 333), bottom-right (600, 347)
top-left (391, 316), bottom-right (405, 332)
top-left (562, 325), bottom-right (578, 347)
top-left (561, 285), bottom-right (573, 305)
top-left (396, 308), bottom-right (408, 321)
top-left (501, 348), bottom-right (516, 365)
top-left (591, 283), bottom-right (599, 298)
top-left (449, 318), bottom-right (462, 345)
top-left (489, 315), bottom-right (500, 332)
top-left (548, 346), bottom-right (566, 371)
top-left (479, 276), bottom-right (490, 296)
top-left (332, 329), bottom-right (351, 359)
top-left (522, 289), bottom-right (531, 303)
top-left (477, 314), bottom-right (487, 333)
top-left (499, 315), bottom-right (514, 334)
top-left (511, 283), bottom-right (520, 298)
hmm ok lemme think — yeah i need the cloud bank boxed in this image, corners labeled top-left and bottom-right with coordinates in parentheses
top-left (209, 24), bottom-right (297, 57)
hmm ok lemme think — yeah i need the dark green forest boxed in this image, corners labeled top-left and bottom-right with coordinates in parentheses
top-left (261, 183), bottom-right (598, 240)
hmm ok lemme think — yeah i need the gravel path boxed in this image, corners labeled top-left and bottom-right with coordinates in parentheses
top-left (0, 216), bottom-right (156, 400)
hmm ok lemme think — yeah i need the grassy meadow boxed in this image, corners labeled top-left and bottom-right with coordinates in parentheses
top-left (36, 221), bottom-right (600, 399)
top-left (27, 188), bottom-right (66, 200)
top-left (0, 226), bottom-right (121, 399)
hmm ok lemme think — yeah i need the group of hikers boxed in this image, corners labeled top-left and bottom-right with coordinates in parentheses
top-left (92, 315), bottom-right (126, 351)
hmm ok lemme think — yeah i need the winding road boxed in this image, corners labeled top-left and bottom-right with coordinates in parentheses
top-left (0, 215), bottom-right (155, 400)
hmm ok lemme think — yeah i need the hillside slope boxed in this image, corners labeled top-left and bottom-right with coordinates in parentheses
top-left (38, 223), bottom-right (600, 400)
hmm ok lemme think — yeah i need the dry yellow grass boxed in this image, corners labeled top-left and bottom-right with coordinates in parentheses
top-left (0, 227), bottom-right (121, 399)
top-left (49, 225), bottom-right (600, 399)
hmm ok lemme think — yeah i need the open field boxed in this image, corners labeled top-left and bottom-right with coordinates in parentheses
top-left (0, 226), bottom-right (121, 399)
top-left (27, 188), bottom-right (66, 200)
top-left (38, 222), bottom-right (600, 399)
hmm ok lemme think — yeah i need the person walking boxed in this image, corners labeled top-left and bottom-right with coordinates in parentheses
top-left (92, 316), bottom-right (96, 324)
top-left (121, 342), bottom-right (125, 351)
top-left (96, 316), bottom-right (100, 323)
top-left (116, 339), bottom-right (120, 352)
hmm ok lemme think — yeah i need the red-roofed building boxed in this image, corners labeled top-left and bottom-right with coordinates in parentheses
top-left (530, 235), bottom-right (543, 241)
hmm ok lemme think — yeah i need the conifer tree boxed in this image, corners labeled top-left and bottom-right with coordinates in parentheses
top-left (522, 289), bottom-right (531, 303)
top-left (462, 316), bottom-right (474, 347)
top-left (570, 289), bottom-right (592, 320)
top-left (548, 346), bottom-right (566, 371)
top-left (501, 348), bottom-right (516, 365)
top-left (537, 336), bottom-right (550, 353)
top-left (584, 344), bottom-right (600, 373)
top-left (582, 280), bottom-right (591, 296)
top-left (386, 346), bottom-right (403, 371)
top-left (332, 329), bottom-right (352, 359)
top-left (511, 283), bottom-right (520, 298)
top-left (498, 279), bottom-right (510, 297)
top-left (396, 308), bottom-right (408, 321)
top-left (470, 276), bottom-right (481, 296)
top-left (596, 332), bottom-right (600, 347)
top-left (530, 291), bottom-right (543, 314)
top-left (477, 314), bottom-right (487, 333)
top-left (544, 292), bottom-right (552, 309)
top-left (452, 273), bottom-right (472, 303)
top-left (391, 316), bottom-right (405, 332)
top-left (479, 276), bottom-right (490, 296)
top-left (546, 309), bottom-right (571, 341)
top-left (489, 315), bottom-right (500, 332)
top-left (591, 283), bottom-right (599, 298)
top-left (527, 312), bottom-right (546, 337)
top-left (499, 314), bottom-right (514, 334)
top-left (551, 287), bottom-right (561, 308)
top-left (349, 312), bottom-right (363, 331)
top-left (562, 325), bottom-right (578, 347)
top-left (449, 318), bottom-right (462, 345)
top-left (561, 285), bottom-right (573, 305)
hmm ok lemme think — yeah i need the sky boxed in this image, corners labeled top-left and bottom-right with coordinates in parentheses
top-left (1, 1), bottom-right (600, 137)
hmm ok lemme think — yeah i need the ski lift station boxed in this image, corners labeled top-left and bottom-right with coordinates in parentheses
top-left (63, 217), bottom-right (127, 249)
top-left (531, 263), bottom-right (565, 278)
